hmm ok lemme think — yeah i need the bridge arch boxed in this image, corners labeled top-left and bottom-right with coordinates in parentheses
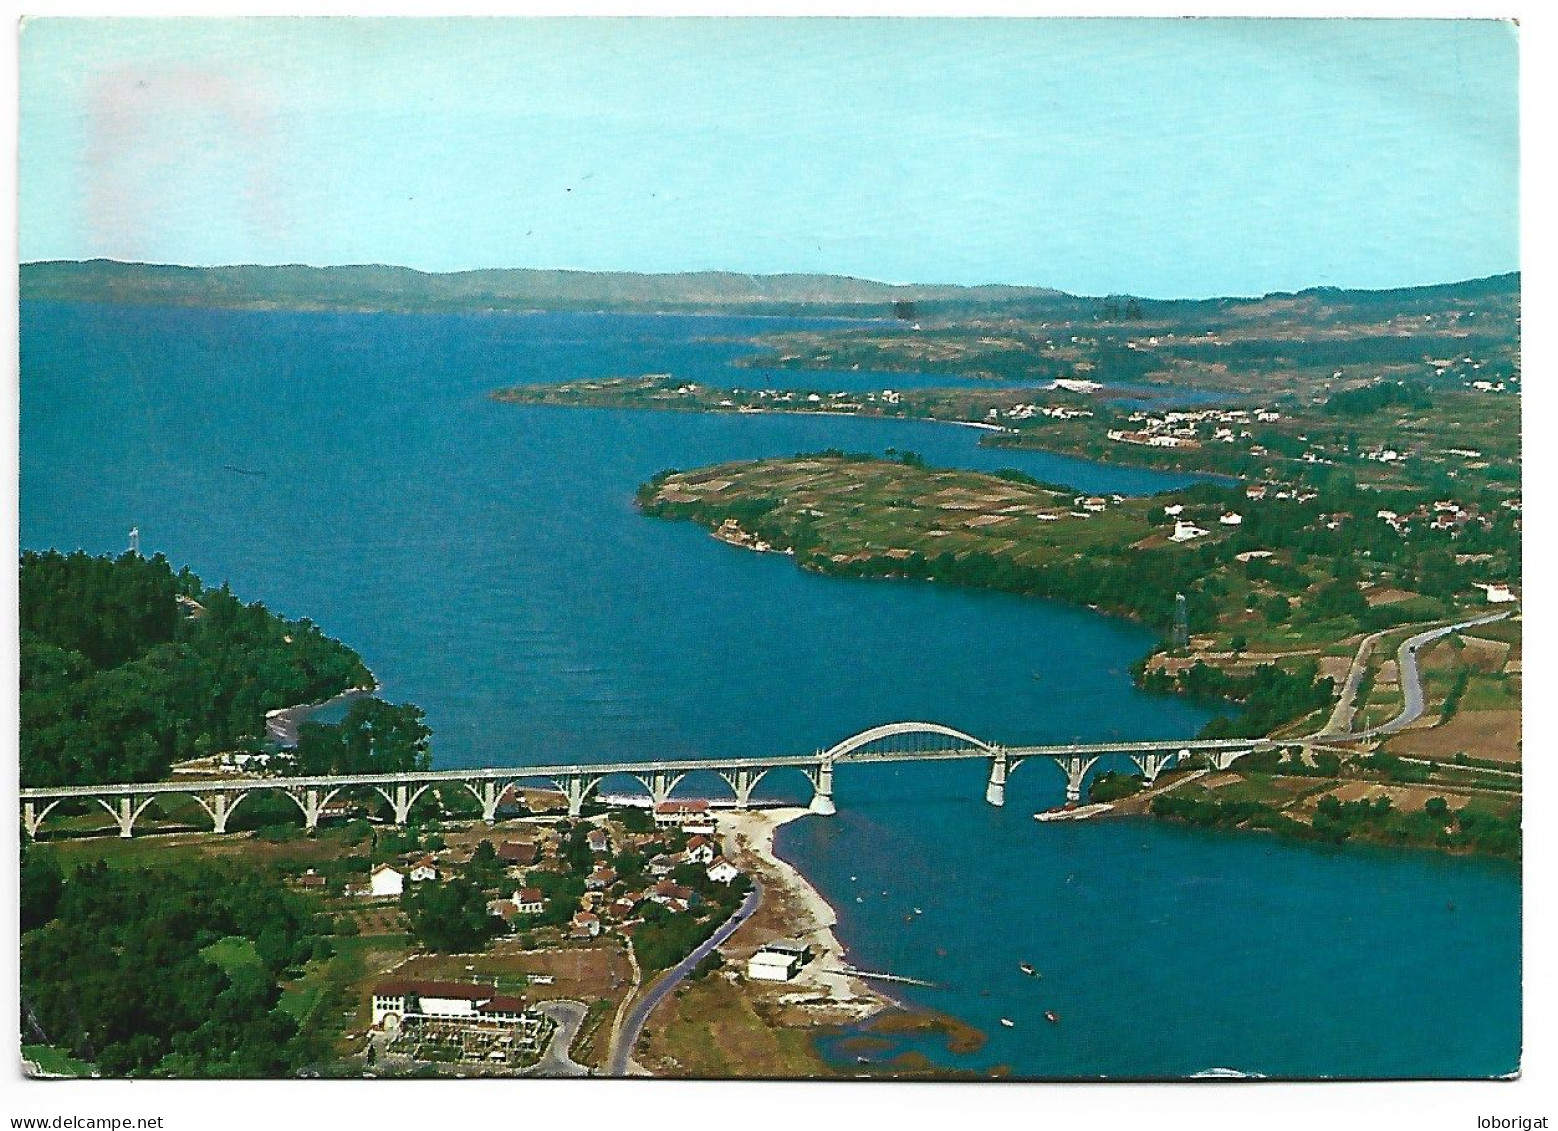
top-left (823, 721), bottom-right (993, 761)
top-left (188, 790), bottom-right (254, 833)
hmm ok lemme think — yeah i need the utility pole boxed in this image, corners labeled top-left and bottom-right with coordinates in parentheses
top-left (1171, 592), bottom-right (1189, 650)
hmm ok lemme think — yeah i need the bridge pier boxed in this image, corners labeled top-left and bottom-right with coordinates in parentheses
top-left (98, 795), bottom-right (152, 838)
top-left (289, 787), bottom-right (325, 833)
top-left (23, 801), bottom-right (40, 839)
top-left (1131, 750), bottom-right (1180, 787)
top-left (472, 779), bottom-right (501, 824)
top-left (1209, 748), bottom-right (1252, 772)
top-left (985, 749), bottom-right (1007, 807)
top-left (1059, 756), bottom-right (1099, 806)
top-left (204, 791), bottom-right (246, 834)
top-left (808, 760), bottom-right (836, 816)
top-left (648, 772), bottom-right (674, 808)
top-left (563, 777), bottom-right (588, 818)
top-left (730, 769), bottom-right (757, 811)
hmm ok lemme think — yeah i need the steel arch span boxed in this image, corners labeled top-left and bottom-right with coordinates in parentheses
top-left (823, 721), bottom-right (993, 761)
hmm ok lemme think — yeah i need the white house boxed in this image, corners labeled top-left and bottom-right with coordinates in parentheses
top-left (684, 835), bottom-right (716, 864)
top-left (706, 857), bottom-right (740, 884)
top-left (1169, 520), bottom-right (1208, 543)
top-left (1163, 504), bottom-right (1184, 517)
top-left (369, 864), bottom-right (403, 898)
top-left (746, 939), bottom-right (812, 982)
top-left (514, 887), bottom-right (545, 915)
top-left (1480, 583), bottom-right (1518, 604)
top-left (1219, 512), bottom-right (1243, 527)
top-left (408, 855), bottom-right (438, 883)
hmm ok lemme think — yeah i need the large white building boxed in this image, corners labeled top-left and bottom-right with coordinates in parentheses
top-left (371, 980), bottom-right (532, 1029)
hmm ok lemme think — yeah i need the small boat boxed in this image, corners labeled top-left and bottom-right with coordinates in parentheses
top-left (913, 907), bottom-right (923, 915)
top-left (936, 947), bottom-right (948, 957)
top-left (903, 915), bottom-right (913, 923)
top-left (856, 896), bottom-right (864, 903)
top-left (1019, 962), bottom-right (1035, 976)
top-left (1000, 1018), bottom-right (1015, 1028)
top-left (1045, 1011), bottom-right (1061, 1024)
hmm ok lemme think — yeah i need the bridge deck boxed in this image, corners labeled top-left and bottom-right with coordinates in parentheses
top-left (19, 737), bottom-right (1271, 800)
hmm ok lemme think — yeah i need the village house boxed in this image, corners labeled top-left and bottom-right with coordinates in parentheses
top-left (1245, 484), bottom-right (1268, 501)
top-left (318, 799), bottom-right (359, 822)
top-left (647, 853), bottom-right (679, 877)
top-left (408, 855), bottom-right (439, 883)
top-left (497, 840), bottom-right (538, 867)
top-left (1169, 520), bottom-right (1208, 543)
top-left (586, 827), bottom-right (611, 856)
top-left (706, 857), bottom-right (740, 884)
top-left (514, 887), bottom-right (545, 915)
top-left (649, 879), bottom-right (696, 911)
top-left (586, 865), bottom-right (618, 892)
top-left (654, 799), bottom-right (712, 829)
top-left (369, 864), bottom-right (403, 898)
top-left (1479, 583), bottom-right (1518, 604)
top-left (570, 911), bottom-right (602, 939)
top-left (684, 835), bottom-right (716, 864)
top-left (296, 868), bottom-right (327, 891)
top-left (1219, 512), bottom-right (1243, 526)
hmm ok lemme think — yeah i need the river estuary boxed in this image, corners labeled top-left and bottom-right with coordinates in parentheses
top-left (20, 302), bottom-right (1520, 1078)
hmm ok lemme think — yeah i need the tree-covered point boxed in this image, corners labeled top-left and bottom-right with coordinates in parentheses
top-left (20, 550), bottom-right (372, 787)
top-left (20, 850), bottom-right (330, 1076)
top-left (289, 699), bottom-right (431, 777)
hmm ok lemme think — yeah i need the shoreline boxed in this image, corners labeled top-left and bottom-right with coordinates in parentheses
top-left (264, 681), bottom-right (379, 746)
top-left (714, 807), bottom-right (895, 1019)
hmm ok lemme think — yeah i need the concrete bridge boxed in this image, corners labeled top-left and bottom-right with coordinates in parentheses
top-left (19, 721), bottom-right (1272, 840)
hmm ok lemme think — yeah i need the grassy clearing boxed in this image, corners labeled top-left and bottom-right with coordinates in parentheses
top-left (201, 935), bottom-right (265, 977)
top-left (645, 974), bottom-right (835, 1078)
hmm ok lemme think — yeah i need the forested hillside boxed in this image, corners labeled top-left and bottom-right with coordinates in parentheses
top-left (20, 551), bottom-right (372, 786)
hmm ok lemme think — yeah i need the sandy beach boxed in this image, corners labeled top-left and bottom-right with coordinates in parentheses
top-left (715, 807), bottom-right (893, 1019)
top-left (264, 682), bottom-right (378, 746)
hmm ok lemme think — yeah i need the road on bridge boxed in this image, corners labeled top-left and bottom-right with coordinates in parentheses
top-left (607, 882), bottom-right (762, 1077)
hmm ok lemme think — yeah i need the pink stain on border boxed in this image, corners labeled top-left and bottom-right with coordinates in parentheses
top-left (85, 64), bottom-right (284, 262)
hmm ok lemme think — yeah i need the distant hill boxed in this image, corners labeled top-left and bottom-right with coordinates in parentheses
top-left (18, 259), bottom-right (1066, 318)
top-left (18, 259), bottom-right (1518, 319)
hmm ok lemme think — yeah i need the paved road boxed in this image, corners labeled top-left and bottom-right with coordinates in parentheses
top-left (1317, 625), bottom-right (1394, 738)
top-left (525, 999), bottom-right (591, 1077)
top-left (607, 883), bottom-right (762, 1077)
top-left (1328, 611), bottom-right (1510, 741)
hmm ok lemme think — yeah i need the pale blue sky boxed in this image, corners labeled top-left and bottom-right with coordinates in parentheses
top-left (20, 17), bottom-right (1518, 297)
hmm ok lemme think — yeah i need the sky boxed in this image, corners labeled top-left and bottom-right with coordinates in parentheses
top-left (18, 17), bottom-right (1519, 297)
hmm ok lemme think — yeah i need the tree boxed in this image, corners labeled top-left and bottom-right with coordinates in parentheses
top-left (20, 842), bottom-right (63, 933)
top-left (463, 840), bottom-right (504, 888)
top-left (401, 879), bottom-right (494, 953)
top-left (1425, 797), bottom-right (1450, 820)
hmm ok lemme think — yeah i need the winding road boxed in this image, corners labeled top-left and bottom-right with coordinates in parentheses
top-left (607, 883), bottom-right (762, 1077)
top-left (1314, 610), bottom-right (1511, 741)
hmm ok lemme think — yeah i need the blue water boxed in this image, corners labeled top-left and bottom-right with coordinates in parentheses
top-left (19, 302), bottom-right (1520, 1079)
